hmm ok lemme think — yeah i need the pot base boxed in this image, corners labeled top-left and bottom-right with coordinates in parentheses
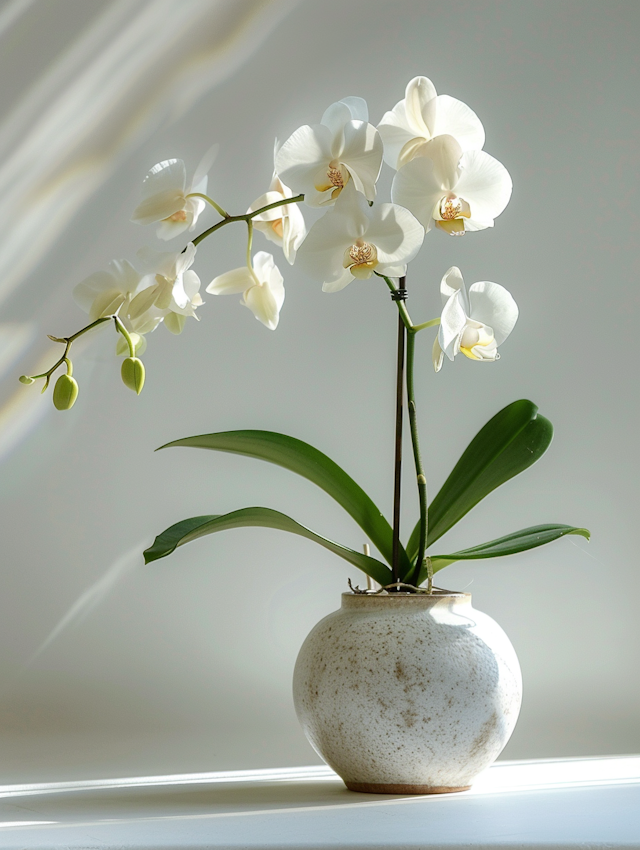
top-left (345, 781), bottom-right (472, 795)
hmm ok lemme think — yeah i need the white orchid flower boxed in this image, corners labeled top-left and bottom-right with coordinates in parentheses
top-left (131, 144), bottom-right (219, 240)
top-left (206, 251), bottom-right (284, 330)
top-left (131, 243), bottom-right (203, 334)
top-left (378, 76), bottom-right (485, 171)
top-left (72, 258), bottom-right (164, 343)
top-left (433, 267), bottom-right (518, 372)
top-left (275, 97), bottom-right (383, 208)
top-left (391, 135), bottom-right (512, 235)
top-left (248, 153), bottom-right (306, 264)
top-left (295, 183), bottom-right (424, 293)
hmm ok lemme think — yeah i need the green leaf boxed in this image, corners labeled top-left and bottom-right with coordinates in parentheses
top-left (419, 524), bottom-right (590, 582)
top-left (158, 430), bottom-right (411, 575)
top-left (407, 400), bottom-right (553, 559)
top-left (144, 506), bottom-right (394, 585)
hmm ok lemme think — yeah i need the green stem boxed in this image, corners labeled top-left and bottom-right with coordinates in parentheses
top-left (377, 274), bottom-right (441, 335)
top-left (29, 316), bottom-right (113, 382)
top-left (405, 331), bottom-right (428, 585)
top-left (192, 194), bottom-right (304, 247)
top-left (413, 317), bottom-right (441, 332)
top-left (186, 192), bottom-right (229, 219)
top-left (113, 316), bottom-right (136, 357)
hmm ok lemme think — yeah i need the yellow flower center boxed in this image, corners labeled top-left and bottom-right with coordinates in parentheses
top-left (315, 160), bottom-right (350, 200)
top-left (439, 197), bottom-right (462, 220)
top-left (459, 322), bottom-right (498, 361)
top-left (435, 194), bottom-right (471, 236)
top-left (166, 209), bottom-right (187, 222)
top-left (327, 166), bottom-right (345, 188)
top-left (344, 241), bottom-right (378, 278)
top-left (271, 219), bottom-right (284, 238)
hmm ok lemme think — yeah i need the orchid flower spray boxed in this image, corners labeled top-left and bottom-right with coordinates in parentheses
top-left (20, 76), bottom-right (588, 586)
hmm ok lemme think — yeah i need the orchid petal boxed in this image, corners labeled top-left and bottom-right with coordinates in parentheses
top-left (155, 217), bottom-right (191, 241)
top-left (468, 281), bottom-right (518, 346)
top-left (244, 283), bottom-right (281, 330)
top-left (164, 312), bottom-right (186, 335)
top-left (432, 335), bottom-right (444, 373)
top-left (366, 203), bottom-right (424, 265)
top-left (340, 96), bottom-right (369, 122)
top-left (274, 124), bottom-right (333, 204)
top-left (377, 115), bottom-right (415, 169)
top-left (206, 267), bottom-right (255, 295)
top-left (440, 266), bottom-right (467, 308)
top-left (295, 199), bottom-right (363, 284)
top-left (131, 159), bottom-right (187, 225)
top-left (391, 157), bottom-right (443, 231)
top-left (439, 290), bottom-right (467, 359)
top-left (321, 101), bottom-right (352, 144)
top-left (73, 272), bottom-right (117, 313)
top-left (456, 150), bottom-right (512, 224)
top-left (418, 134), bottom-right (462, 190)
top-left (380, 263), bottom-right (407, 278)
top-left (322, 267), bottom-right (353, 293)
top-left (282, 203), bottom-right (306, 264)
top-left (174, 242), bottom-right (197, 277)
top-left (128, 283), bottom-right (160, 320)
top-left (141, 159), bottom-right (186, 197)
top-left (404, 76), bottom-right (438, 137)
top-left (89, 289), bottom-right (126, 321)
top-left (432, 95), bottom-right (485, 151)
top-left (248, 190), bottom-right (284, 221)
top-left (340, 122), bottom-right (383, 201)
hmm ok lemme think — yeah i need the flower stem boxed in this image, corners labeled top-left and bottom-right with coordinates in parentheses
top-left (186, 192), bottom-right (229, 219)
top-left (391, 277), bottom-right (407, 589)
top-left (113, 316), bottom-right (136, 357)
top-left (406, 330), bottom-right (428, 585)
top-left (27, 316), bottom-right (113, 385)
top-left (192, 194), bottom-right (304, 247)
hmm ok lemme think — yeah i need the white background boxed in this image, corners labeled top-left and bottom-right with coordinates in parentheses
top-left (0, 0), bottom-right (638, 782)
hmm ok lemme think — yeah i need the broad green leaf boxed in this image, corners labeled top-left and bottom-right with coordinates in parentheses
top-left (159, 430), bottom-right (411, 575)
top-left (418, 524), bottom-right (590, 583)
top-left (407, 400), bottom-right (553, 560)
top-left (144, 507), bottom-right (394, 585)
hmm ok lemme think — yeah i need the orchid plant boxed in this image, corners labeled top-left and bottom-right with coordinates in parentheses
top-left (20, 76), bottom-right (589, 592)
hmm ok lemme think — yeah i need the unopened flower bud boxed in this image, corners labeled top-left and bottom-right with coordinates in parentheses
top-left (53, 374), bottom-right (79, 410)
top-left (19, 375), bottom-right (35, 385)
top-left (121, 357), bottom-right (145, 395)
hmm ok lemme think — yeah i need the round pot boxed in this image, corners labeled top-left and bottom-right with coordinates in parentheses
top-left (293, 590), bottom-right (522, 794)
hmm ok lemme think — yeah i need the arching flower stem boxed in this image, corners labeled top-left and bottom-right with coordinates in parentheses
top-left (25, 316), bottom-right (114, 390)
top-left (192, 194), bottom-right (304, 247)
top-left (33, 195), bottom-right (305, 389)
top-left (185, 192), bottom-right (229, 219)
top-left (114, 316), bottom-right (136, 358)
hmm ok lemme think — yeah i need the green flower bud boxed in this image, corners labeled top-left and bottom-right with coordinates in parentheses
top-left (19, 375), bottom-right (35, 385)
top-left (121, 357), bottom-right (145, 395)
top-left (53, 374), bottom-right (79, 410)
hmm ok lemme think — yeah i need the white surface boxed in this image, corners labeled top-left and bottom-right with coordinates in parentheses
top-left (0, 756), bottom-right (638, 849)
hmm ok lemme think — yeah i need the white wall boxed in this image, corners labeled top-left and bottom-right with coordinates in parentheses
top-left (0, 0), bottom-right (638, 782)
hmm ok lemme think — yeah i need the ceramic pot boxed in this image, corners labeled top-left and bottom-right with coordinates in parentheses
top-left (293, 591), bottom-right (522, 794)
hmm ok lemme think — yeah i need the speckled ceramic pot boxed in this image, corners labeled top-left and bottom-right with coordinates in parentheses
top-left (293, 591), bottom-right (522, 794)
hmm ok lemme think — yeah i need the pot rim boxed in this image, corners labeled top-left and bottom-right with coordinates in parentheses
top-left (341, 588), bottom-right (471, 607)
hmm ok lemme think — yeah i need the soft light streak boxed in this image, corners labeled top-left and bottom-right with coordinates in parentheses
top-left (27, 541), bottom-right (145, 663)
top-left (0, 756), bottom-right (637, 803)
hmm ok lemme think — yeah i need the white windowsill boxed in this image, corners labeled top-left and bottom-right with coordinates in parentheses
top-left (0, 755), bottom-right (638, 848)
